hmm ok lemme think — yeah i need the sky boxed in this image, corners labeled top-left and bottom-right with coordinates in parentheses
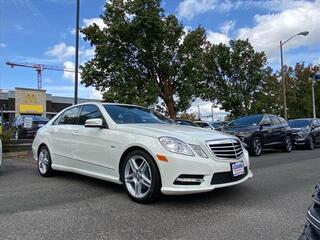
top-left (0, 0), bottom-right (319, 118)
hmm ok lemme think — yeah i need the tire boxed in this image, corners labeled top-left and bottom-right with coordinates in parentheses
top-left (282, 135), bottom-right (293, 152)
top-left (121, 150), bottom-right (161, 203)
top-left (37, 146), bottom-right (54, 177)
top-left (306, 136), bottom-right (314, 150)
top-left (250, 136), bottom-right (262, 156)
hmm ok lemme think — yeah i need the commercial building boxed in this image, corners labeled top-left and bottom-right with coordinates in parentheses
top-left (0, 87), bottom-right (102, 123)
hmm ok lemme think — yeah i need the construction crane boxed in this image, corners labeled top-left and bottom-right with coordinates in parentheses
top-left (6, 61), bottom-right (76, 90)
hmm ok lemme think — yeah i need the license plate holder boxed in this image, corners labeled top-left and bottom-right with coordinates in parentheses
top-left (231, 161), bottom-right (245, 177)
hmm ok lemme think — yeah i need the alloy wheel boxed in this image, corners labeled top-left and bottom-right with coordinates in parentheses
top-left (285, 136), bottom-right (292, 152)
top-left (253, 137), bottom-right (262, 156)
top-left (124, 155), bottom-right (152, 199)
top-left (308, 137), bottom-right (314, 150)
top-left (38, 148), bottom-right (50, 175)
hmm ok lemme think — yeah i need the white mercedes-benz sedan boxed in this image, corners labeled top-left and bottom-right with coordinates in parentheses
top-left (32, 103), bottom-right (253, 203)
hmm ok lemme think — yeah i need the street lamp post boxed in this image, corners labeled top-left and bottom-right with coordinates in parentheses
top-left (74, 0), bottom-right (80, 105)
top-left (280, 31), bottom-right (309, 120)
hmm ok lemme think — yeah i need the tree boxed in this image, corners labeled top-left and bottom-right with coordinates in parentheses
top-left (80, 0), bottom-right (210, 118)
top-left (285, 63), bottom-right (320, 118)
top-left (201, 39), bottom-right (268, 117)
top-left (250, 67), bottom-right (282, 115)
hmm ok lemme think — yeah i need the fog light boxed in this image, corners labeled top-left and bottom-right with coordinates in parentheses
top-left (174, 174), bottom-right (205, 185)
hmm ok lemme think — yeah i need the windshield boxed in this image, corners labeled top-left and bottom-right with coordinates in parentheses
top-left (103, 104), bottom-right (174, 124)
top-left (288, 119), bottom-right (312, 128)
top-left (228, 115), bottom-right (263, 127)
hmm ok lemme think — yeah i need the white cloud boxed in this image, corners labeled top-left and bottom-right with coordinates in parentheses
top-left (71, 17), bottom-right (106, 36)
top-left (0, 43), bottom-right (7, 48)
top-left (13, 23), bottom-right (23, 31)
top-left (237, 1), bottom-right (320, 59)
top-left (63, 61), bottom-right (79, 82)
top-left (220, 20), bottom-right (235, 34)
top-left (46, 42), bottom-right (75, 61)
top-left (83, 18), bottom-right (106, 29)
top-left (89, 88), bottom-right (103, 99)
top-left (177, 0), bottom-right (216, 19)
top-left (207, 31), bottom-right (230, 45)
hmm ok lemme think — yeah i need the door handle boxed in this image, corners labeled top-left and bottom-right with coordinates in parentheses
top-left (72, 131), bottom-right (79, 136)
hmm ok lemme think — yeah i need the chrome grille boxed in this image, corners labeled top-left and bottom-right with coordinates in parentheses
top-left (207, 139), bottom-right (243, 160)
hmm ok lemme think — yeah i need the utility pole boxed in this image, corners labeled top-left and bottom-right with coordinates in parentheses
top-left (312, 77), bottom-right (316, 118)
top-left (280, 40), bottom-right (287, 120)
top-left (279, 31), bottom-right (309, 120)
top-left (74, 0), bottom-right (80, 105)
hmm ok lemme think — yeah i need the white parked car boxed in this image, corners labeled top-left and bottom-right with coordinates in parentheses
top-left (32, 103), bottom-right (253, 203)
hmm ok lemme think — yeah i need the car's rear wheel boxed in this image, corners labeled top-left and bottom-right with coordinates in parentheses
top-left (283, 136), bottom-right (293, 152)
top-left (122, 150), bottom-right (161, 203)
top-left (250, 136), bottom-right (262, 156)
top-left (38, 146), bottom-right (53, 177)
top-left (306, 136), bottom-right (314, 150)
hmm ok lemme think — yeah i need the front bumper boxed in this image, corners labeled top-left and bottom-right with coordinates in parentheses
top-left (299, 183), bottom-right (320, 240)
top-left (148, 143), bottom-right (253, 195)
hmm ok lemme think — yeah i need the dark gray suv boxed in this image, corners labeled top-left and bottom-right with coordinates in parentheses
top-left (288, 118), bottom-right (320, 150)
top-left (223, 114), bottom-right (292, 156)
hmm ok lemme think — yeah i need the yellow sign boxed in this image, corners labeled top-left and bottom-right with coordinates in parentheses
top-left (24, 93), bottom-right (38, 104)
top-left (19, 104), bottom-right (43, 114)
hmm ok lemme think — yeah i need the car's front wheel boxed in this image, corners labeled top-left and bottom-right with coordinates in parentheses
top-left (306, 136), bottom-right (315, 150)
top-left (38, 146), bottom-right (54, 177)
top-left (282, 136), bottom-right (293, 152)
top-left (122, 150), bottom-right (161, 203)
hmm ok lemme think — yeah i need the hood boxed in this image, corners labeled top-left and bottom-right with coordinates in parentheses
top-left (223, 125), bottom-right (259, 133)
top-left (291, 127), bottom-right (310, 133)
top-left (115, 123), bottom-right (237, 144)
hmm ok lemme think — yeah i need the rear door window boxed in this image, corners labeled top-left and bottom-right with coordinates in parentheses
top-left (270, 116), bottom-right (281, 126)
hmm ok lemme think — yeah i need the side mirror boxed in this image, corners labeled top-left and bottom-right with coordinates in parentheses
top-left (85, 118), bottom-right (105, 128)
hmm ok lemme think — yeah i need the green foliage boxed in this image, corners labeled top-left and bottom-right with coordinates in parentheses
top-left (81, 0), bottom-right (210, 118)
top-left (0, 128), bottom-right (14, 146)
top-left (285, 63), bottom-right (320, 119)
top-left (201, 39), bottom-right (268, 118)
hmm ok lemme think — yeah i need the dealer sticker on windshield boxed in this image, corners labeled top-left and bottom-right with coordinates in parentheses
top-left (231, 161), bottom-right (245, 177)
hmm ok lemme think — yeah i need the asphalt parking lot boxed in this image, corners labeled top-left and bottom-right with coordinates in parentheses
top-left (0, 149), bottom-right (320, 240)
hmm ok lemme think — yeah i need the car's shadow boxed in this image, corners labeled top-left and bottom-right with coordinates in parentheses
top-left (51, 170), bottom-right (253, 206)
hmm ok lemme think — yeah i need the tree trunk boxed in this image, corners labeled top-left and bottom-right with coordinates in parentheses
top-left (161, 79), bottom-right (176, 119)
top-left (165, 98), bottom-right (176, 119)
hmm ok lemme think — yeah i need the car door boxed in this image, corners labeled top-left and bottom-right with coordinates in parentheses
top-left (269, 116), bottom-right (283, 145)
top-left (48, 106), bottom-right (81, 166)
top-left (312, 120), bottom-right (320, 144)
top-left (259, 116), bottom-right (273, 145)
top-left (74, 104), bottom-right (121, 172)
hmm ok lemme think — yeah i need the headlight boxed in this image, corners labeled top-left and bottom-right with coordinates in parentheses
top-left (238, 131), bottom-right (252, 137)
top-left (159, 137), bottom-right (194, 156)
top-left (189, 144), bottom-right (208, 158)
top-left (298, 130), bottom-right (308, 138)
